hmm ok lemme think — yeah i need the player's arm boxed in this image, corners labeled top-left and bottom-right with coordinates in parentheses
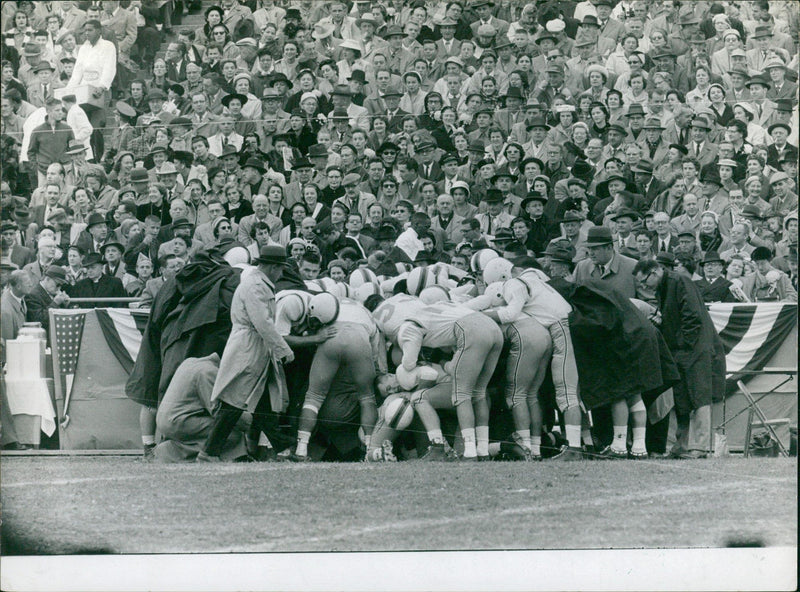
top-left (494, 279), bottom-right (528, 324)
top-left (396, 321), bottom-right (424, 371)
top-left (283, 327), bottom-right (335, 349)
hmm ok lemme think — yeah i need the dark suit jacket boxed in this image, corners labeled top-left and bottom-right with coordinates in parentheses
top-left (25, 284), bottom-right (55, 331)
top-left (386, 108), bottom-right (412, 134)
top-left (694, 276), bottom-right (736, 303)
top-left (68, 275), bottom-right (127, 305)
top-left (418, 161), bottom-right (444, 183)
top-left (8, 244), bottom-right (34, 268)
top-left (166, 59), bottom-right (187, 83)
top-left (766, 143), bottom-right (798, 170)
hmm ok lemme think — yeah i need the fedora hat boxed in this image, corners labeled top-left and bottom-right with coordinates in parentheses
top-left (612, 208), bottom-right (639, 222)
top-left (338, 39), bottom-right (364, 53)
top-left (375, 225), bottom-right (397, 241)
top-left (156, 162), bottom-right (179, 176)
top-left (745, 74), bottom-right (771, 89)
top-left (82, 252), bottom-right (104, 267)
top-left (99, 241), bottom-right (125, 255)
top-left (219, 144), bottom-right (239, 159)
top-left (65, 140), bottom-right (87, 155)
top-left (626, 103), bottom-right (646, 117)
top-left (44, 266), bottom-right (68, 284)
top-left (293, 157), bottom-right (313, 170)
top-left (307, 144), bottom-right (329, 158)
top-left (690, 116), bottom-right (712, 130)
top-left (221, 92), bottom-right (248, 107)
top-left (86, 212), bottom-right (107, 228)
top-left (171, 217), bottom-right (194, 229)
top-left (699, 251), bottom-right (724, 267)
top-left (33, 61), bottom-right (54, 73)
top-left (700, 168), bottom-right (721, 185)
top-left (382, 25), bottom-right (405, 38)
top-left (268, 72), bottom-right (293, 88)
top-left (331, 84), bottom-right (353, 97)
top-left (348, 69), bottom-right (367, 84)
top-left (242, 157), bottom-right (266, 173)
top-left (356, 14), bottom-right (379, 28)
top-left (253, 244), bottom-right (288, 265)
top-left (632, 160), bottom-right (654, 175)
top-left (22, 43), bottom-right (42, 57)
top-left (559, 210), bottom-right (584, 224)
top-left (484, 189), bottom-right (504, 203)
top-left (584, 226), bottom-right (614, 247)
top-left (521, 191), bottom-right (547, 210)
top-left (521, 156), bottom-right (545, 171)
top-left (491, 171), bottom-right (517, 184)
top-left (492, 228), bottom-right (514, 243)
top-left (643, 117), bottom-right (665, 130)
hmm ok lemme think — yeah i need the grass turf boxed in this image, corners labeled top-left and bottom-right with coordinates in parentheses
top-left (1, 456), bottom-right (796, 555)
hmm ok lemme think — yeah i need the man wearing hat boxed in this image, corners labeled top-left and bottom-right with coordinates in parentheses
top-left (382, 24), bottom-right (415, 77)
top-left (693, 251), bottom-right (736, 303)
top-left (0, 222), bottom-right (34, 269)
top-left (470, 0), bottom-right (509, 39)
top-left (26, 61), bottom-right (63, 109)
top-left (25, 265), bottom-right (71, 333)
top-left (435, 18), bottom-right (462, 59)
top-left (68, 251), bottom-right (126, 304)
top-left (197, 243), bottom-right (294, 462)
top-left (766, 121), bottom-right (798, 170)
top-left (574, 226), bottom-right (638, 298)
top-left (475, 189), bottom-right (514, 237)
top-left (686, 116), bottom-right (718, 167)
top-left (329, 84), bottom-right (369, 131)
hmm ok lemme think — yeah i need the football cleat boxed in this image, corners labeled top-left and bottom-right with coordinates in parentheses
top-left (628, 450), bottom-right (649, 460)
top-left (597, 445), bottom-right (628, 460)
top-left (381, 440), bottom-right (398, 462)
top-left (477, 454), bottom-right (491, 462)
top-left (142, 444), bottom-right (156, 462)
top-left (549, 445), bottom-right (584, 461)
top-left (419, 442), bottom-right (447, 461)
top-left (288, 453), bottom-right (313, 463)
top-left (460, 455), bottom-right (479, 462)
top-left (499, 440), bottom-right (529, 461)
top-left (196, 451), bottom-right (222, 463)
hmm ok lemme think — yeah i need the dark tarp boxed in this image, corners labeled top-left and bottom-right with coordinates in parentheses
top-left (568, 280), bottom-right (681, 410)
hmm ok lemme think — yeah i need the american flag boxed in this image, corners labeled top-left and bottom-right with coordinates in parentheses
top-left (52, 311), bottom-right (87, 406)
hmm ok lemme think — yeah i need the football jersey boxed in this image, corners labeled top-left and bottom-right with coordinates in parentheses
top-left (275, 289), bottom-right (312, 336)
top-left (496, 275), bottom-right (572, 326)
top-left (398, 302), bottom-right (478, 355)
top-left (338, 298), bottom-right (389, 375)
top-left (372, 294), bottom-right (426, 342)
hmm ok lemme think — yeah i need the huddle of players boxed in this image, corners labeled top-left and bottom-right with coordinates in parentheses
top-left (273, 247), bottom-right (629, 463)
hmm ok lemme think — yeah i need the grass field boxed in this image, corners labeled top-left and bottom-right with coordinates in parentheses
top-left (1, 456), bottom-right (796, 555)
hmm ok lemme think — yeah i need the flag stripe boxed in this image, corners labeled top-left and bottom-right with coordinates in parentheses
top-left (726, 303), bottom-right (797, 384)
top-left (715, 305), bottom-right (757, 355)
top-left (95, 309), bottom-right (135, 374)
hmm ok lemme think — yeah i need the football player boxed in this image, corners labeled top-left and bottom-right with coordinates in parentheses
top-left (481, 258), bottom-right (586, 461)
top-left (368, 296), bottom-right (504, 460)
top-left (465, 281), bottom-right (553, 460)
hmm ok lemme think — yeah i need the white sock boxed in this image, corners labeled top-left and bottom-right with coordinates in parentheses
top-left (612, 426), bottom-right (627, 451)
top-left (531, 436), bottom-right (541, 456)
top-left (475, 426), bottom-right (489, 456)
top-left (632, 427), bottom-right (647, 453)
top-left (581, 429), bottom-right (594, 446)
top-left (363, 433), bottom-right (371, 448)
top-left (516, 429), bottom-right (531, 451)
top-left (296, 431), bottom-right (311, 456)
top-left (427, 429), bottom-right (443, 443)
top-left (258, 433), bottom-right (271, 447)
top-left (565, 425), bottom-right (581, 448)
top-left (461, 428), bottom-right (477, 457)
top-left (142, 435), bottom-right (155, 446)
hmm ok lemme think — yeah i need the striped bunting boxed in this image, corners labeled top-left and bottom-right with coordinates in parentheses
top-left (94, 309), bottom-right (150, 374)
top-left (708, 302), bottom-right (797, 379)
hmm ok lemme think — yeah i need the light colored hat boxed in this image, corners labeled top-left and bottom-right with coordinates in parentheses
top-left (236, 37), bottom-right (258, 47)
top-left (312, 22), bottom-right (336, 40)
top-left (546, 19), bottom-right (566, 33)
top-left (770, 171), bottom-right (790, 184)
top-left (477, 23), bottom-right (496, 36)
top-left (730, 48), bottom-right (747, 58)
top-left (300, 91), bottom-right (319, 103)
top-left (338, 39), bottom-right (364, 53)
top-left (718, 159), bottom-right (738, 168)
top-left (586, 64), bottom-right (609, 80)
top-left (722, 28), bottom-right (740, 39)
top-left (156, 162), bottom-right (179, 175)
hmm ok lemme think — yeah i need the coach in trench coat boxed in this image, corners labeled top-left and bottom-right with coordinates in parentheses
top-left (643, 263), bottom-right (726, 457)
top-left (211, 250), bottom-right (294, 414)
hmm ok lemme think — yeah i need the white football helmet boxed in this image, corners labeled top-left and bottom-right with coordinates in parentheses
top-left (354, 282), bottom-right (383, 303)
top-left (483, 257), bottom-right (514, 285)
top-left (308, 292), bottom-right (340, 325)
top-left (277, 292), bottom-right (308, 323)
top-left (470, 248), bottom-right (499, 273)
top-left (349, 267), bottom-right (379, 289)
top-left (484, 281), bottom-right (506, 307)
top-left (419, 285), bottom-right (451, 304)
top-left (406, 265), bottom-right (436, 296)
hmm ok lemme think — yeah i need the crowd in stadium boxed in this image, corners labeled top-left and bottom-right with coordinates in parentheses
top-left (0, 0), bottom-right (797, 461)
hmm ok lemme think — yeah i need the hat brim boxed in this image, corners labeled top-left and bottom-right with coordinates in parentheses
top-left (584, 239), bottom-right (613, 247)
top-left (252, 256), bottom-right (287, 265)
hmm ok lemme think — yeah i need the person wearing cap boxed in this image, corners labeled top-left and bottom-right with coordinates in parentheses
top-left (434, 17), bottom-right (462, 60)
top-left (25, 264), bottom-right (71, 333)
top-left (693, 250), bottom-right (736, 303)
top-left (574, 225), bottom-right (639, 297)
top-left (26, 60), bottom-right (63, 109)
top-left (328, 83), bottom-right (369, 131)
top-left (740, 246), bottom-right (797, 303)
top-left (765, 120), bottom-right (798, 170)
top-left (767, 171), bottom-right (798, 218)
top-left (67, 250), bottom-right (127, 304)
top-left (382, 24), bottom-right (416, 77)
